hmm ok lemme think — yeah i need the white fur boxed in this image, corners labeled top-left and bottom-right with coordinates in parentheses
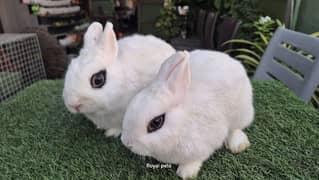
top-left (225, 129), bottom-right (251, 154)
top-left (121, 50), bottom-right (254, 179)
top-left (62, 22), bottom-right (175, 137)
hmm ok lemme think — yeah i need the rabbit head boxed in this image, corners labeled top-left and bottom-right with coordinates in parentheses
top-left (63, 22), bottom-right (123, 114)
top-left (121, 51), bottom-right (191, 161)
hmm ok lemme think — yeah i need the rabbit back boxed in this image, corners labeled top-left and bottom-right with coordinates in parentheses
top-left (186, 50), bottom-right (254, 131)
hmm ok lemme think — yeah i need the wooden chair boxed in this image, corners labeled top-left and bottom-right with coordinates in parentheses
top-left (170, 9), bottom-right (207, 50)
top-left (203, 11), bottom-right (218, 49)
top-left (214, 16), bottom-right (241, 51)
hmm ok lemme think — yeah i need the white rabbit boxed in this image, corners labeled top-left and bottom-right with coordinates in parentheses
top-left (63, 22), bottom-right (175, 137)
top-left (121, 51), bottom-right (254, 179)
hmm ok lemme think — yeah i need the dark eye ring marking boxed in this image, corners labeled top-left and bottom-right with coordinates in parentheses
top-left (147, 113), bottom-right (165, 133)
top-left (90, 70), bottom-right (106, 89)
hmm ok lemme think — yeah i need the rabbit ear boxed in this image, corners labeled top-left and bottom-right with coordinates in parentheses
top-left (157, 51), bottom-right (191, 102)
top-left (99, 22), bottom-right (118, 62)
top-left (83, 22), bottom-right (103, 48)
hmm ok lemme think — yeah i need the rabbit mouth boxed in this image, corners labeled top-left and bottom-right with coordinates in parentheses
top-left (65, 105), bottom-right (79, 114)
top-left (75, 103), bottom-right (103, 114)
top-left (129, 146), bottom-right (151, 157)
top-left (67, 104), bottom-right (91, 114)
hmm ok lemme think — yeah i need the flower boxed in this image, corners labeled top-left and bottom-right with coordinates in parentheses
top-left (259, 16), bottom-right (271, 24)
top-left (177, 5), bottom-right (189, 16)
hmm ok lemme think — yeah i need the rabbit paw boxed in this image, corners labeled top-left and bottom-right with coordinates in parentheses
top-left (226, 129), bottom-right (250, 154)
top-left (104, 128), bottom-right (121, 137)
top-left (177, 161), bottom-right (202, 180)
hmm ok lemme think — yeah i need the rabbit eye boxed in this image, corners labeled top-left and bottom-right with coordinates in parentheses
top-left (147, 114), bottom-right (165, 133)
top-left (90, 70), bottom-right (106, 88)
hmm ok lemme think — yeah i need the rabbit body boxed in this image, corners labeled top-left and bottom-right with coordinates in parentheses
top-left (84, 34), bottom-right (176, 136)
top-left (63, 22), bottom-right (175, 137)
top-left (121, 50), bottom-right (254, 179)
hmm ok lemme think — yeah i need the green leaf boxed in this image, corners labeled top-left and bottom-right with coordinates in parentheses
top-left (256, 32), bottom-right (269, 44)
top-left (310, 32), bottom-right (319, 38)
top-left (276, 19), bottom-right (284, 27)
top-left (214, 0), bottom-right (222, 9)
top-left (312, 94), bottom-right (319, 107)
top-left (225, 48), bottom-right (261, 60)
top-left (223, 39), bottom-right (265, 54)
top-left (235, 54), bottom-right (260, 66)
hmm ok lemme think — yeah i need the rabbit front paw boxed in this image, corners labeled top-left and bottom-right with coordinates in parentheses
top-left (226, 129), bottom-right (250, 154)
top-left (104, 128), bottom-right (122, 137)
top-left (177, 161), bottom-right (202, 179)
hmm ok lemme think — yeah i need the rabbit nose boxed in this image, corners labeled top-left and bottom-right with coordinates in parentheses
top-left (71, 104), bottom-right (82, 112)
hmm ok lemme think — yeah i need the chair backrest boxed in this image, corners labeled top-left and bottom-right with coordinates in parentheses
top-left (203, 12), bottom-right (218, 49)
top-left (253, 27), bottom-right (319, 102)
top-left (196, 9), bottom-right (207, 41)
top-left (215, 17), bottom-right (241, 51)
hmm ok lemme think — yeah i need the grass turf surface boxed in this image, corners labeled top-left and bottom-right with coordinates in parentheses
top-left (0, 80), bottom-right (318, 179)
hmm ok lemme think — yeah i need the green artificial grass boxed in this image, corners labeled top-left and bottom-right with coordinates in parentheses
top-left (0, 80), bottom-right (318, 179)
